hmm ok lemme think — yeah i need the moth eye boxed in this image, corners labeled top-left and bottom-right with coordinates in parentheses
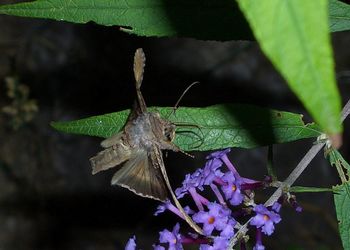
top-left (164, 126), bottom-right (175, 141)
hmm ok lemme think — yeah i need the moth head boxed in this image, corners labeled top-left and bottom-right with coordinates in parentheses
top-left (164, 123), bottom-right (176, 142)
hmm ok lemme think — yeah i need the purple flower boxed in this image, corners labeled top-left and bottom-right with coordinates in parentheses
top-left (125, 236), bottom-right (136, 250)
top-left (253, 228), bottom-right (265, 250)
top-left (175, 157), bottom-right (225, 199)
top-left (271, 201), bottom-right (282, 213)
top-left (220, 219), bottom-right (236, 238)
top-left (154, 200), bottom-right (170, 216)
top-left (159, 223), bottom-right (183, 250)
top-left (200, 236), bottom-right (229, 250)
top-left (253, 242), bottom-right (265, 250)
top-left (184, 206), bottom-right (195, 215)
top-left (209, 148), bottom-right (240, 175)
top-left (221, 172), bottom-right (244, 206)
top-left (206, 149), bottom-right (231, 159)
top-left (155, 200), bottom-right (186, 219)
top-left (250, 204), bottom-right (281, 236)
top-left (175, 169), bottom-right (204, 199)
top-left (202, 158), bottom-right (224, 185)
top-left (153, 245), bottom-right (165, 250)
top-left (193, 202), bottom-right (231, 236)
top-left (289, 196), bottom-right (303, 213)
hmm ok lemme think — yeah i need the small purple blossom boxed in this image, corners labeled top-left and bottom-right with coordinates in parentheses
top-left (206, 148), bottom-right (231, 159)
top-left (176, 158), bottom-right (224, 200)
top-left (193, 202), bottom-right (232, 236)
top-left (253, 242), bottom-right (265, 250)
top-left (200, 236), bottom-right (230, 250)
top-left (220, 219), bottom-right (236, 238)
top-left (154, 201), bottom-right (170, 216)
top-left (175, 169), bottom-right (204, 199)
top-left (155, 200), bottom-right (185, 219)
top-left (153, 245), bottom-right (165, 250)
top-left (159, 223), bottom-right (183, 250)
top-left (250, 204), bottom-right (281, 236)
top-left (253, 228), bottom-right (265, 250)
top-left (221, 172), bottom-right (244, 206)
top-left (184, 206), bottom-right (195, 215)
top-left (210, 183), bottom-right (226, 205)
top-left (289, 196), bottom-right (303, 213)
top-left (125, 236), bottom-right (136, 250)
top-left (271, 201), bottom-right (282, 213)
top-left (202, 158), bottom-right (224, 185)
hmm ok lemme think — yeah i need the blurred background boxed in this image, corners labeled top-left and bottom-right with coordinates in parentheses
top-left (0, 1), bottom-right (350, 249)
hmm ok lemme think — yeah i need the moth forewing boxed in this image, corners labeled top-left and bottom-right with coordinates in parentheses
top-left (89, 140), bottom-right (132, 174)
top-left (111, 149), bottom-right (167, 201)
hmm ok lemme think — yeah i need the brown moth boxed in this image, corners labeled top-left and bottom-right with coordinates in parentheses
top-left (89, 48), bottom-right (203, 234)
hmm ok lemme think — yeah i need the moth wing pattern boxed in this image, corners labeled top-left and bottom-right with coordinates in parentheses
top-left (111, 149), bottom-right (167, 201)
top-left (90, 136), bottom-right (131, 174)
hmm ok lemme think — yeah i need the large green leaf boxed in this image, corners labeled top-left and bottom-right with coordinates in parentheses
top-left (329, 0), bottom-right (350, 32)
top-left (237, 0), bottom-right (342, 135)
top-left (0, 0), bottom-right (253, 40)
top-left (334, 183), bottom-right (350, 250)
top-left (0, 0), bottom-right (349, 41)
top-left (51, 104), bottom-right (322, 151)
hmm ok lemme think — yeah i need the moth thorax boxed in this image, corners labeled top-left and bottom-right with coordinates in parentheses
top-left (128, 113), bottom-right (156, 149)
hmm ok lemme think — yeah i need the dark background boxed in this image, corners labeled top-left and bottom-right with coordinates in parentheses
top-left (0, 1), bottom-right (350, 249)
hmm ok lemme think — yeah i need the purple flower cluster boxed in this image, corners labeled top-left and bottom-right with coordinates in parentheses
top-left (125, 149), bottom-right (301, 249)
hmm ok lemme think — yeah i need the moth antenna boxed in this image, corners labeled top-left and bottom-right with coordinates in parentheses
top-left (133, 48), bottom-right (147, 112)
top-left (167, 81), bottom-right (199, 118)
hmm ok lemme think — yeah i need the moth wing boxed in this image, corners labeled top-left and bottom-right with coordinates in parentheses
top-left (100, 132), bottom-right (123, 148)
top-left (90, 142), bottom-right (131, 174)
top-left (111, 149), bottom-right (167, 201)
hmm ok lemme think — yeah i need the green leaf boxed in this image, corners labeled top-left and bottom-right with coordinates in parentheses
top-left (0, 0), bottom-right (349, 41)
top-left (333, 182), bottom-right (350, 250)
top-left (290, 186), bottom-right (333, 193)
top-left (327, 149), bottom-right (350, 183)
top-left (51, 104), bottom-right (322, 151)
top-left (0, 0), bottom-right (253, 41)
top-left (329, 0), bottom-right (350, 32)
top-left (237, 0), bottom-right (342, 135)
